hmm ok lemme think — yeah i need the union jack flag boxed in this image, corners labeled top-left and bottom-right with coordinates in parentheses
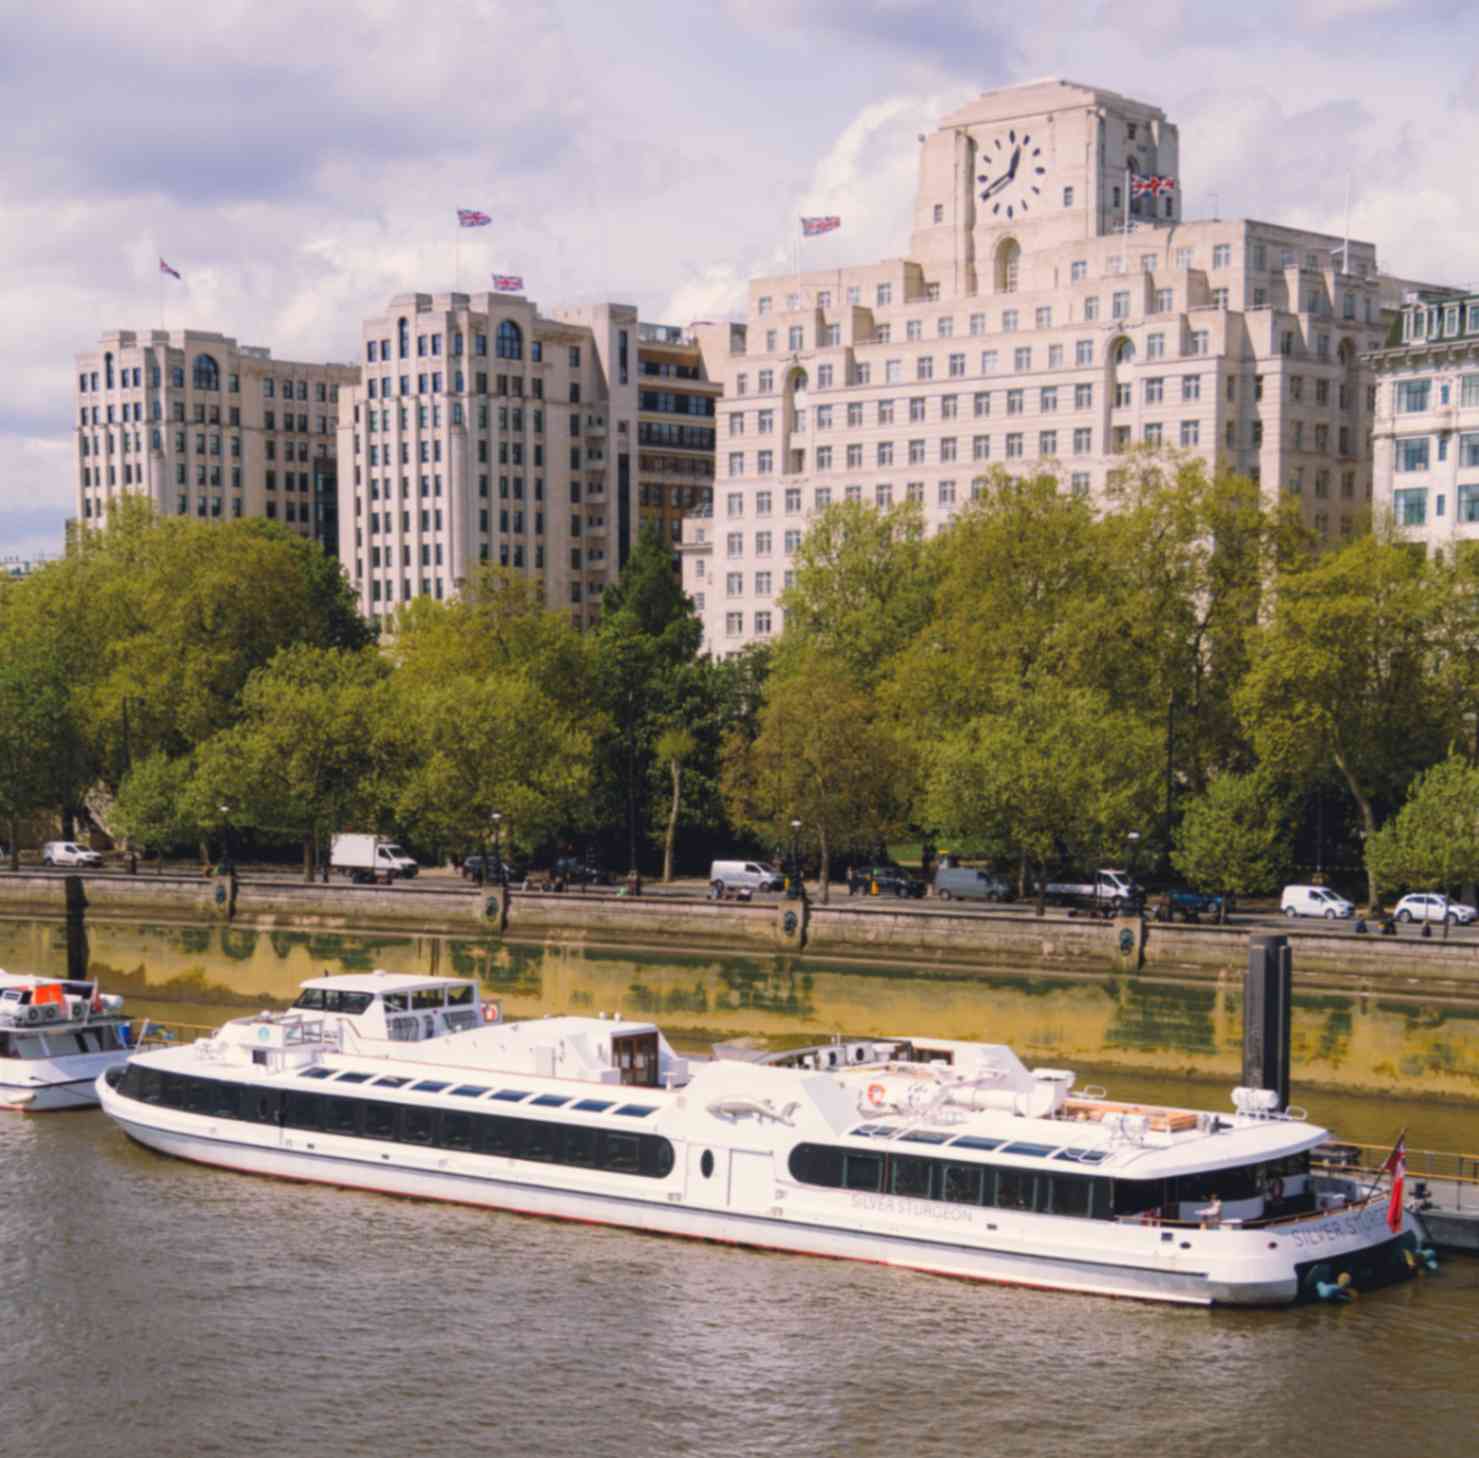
top-left (457, 208), bottom-right (492, 228)
top-left (491, 274), bottom-right (524, 292)
top-left (159, 257), bottom-right (181, 280)
top-left (801, 215), bottom-right (841, 237)
top-left (1132, 175), bottom-right (1175, 198)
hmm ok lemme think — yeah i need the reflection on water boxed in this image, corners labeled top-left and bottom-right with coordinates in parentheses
top-left (1, 915), bottom-right (1478, 1103)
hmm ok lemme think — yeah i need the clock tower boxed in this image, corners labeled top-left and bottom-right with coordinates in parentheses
top-left (910, 79), bottom-right (1181, 297)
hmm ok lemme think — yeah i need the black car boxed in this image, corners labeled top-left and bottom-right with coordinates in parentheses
top-left (848, 864), bottom-right (925, 898)
top-left (550, 857), bottom-right (609, 887)
top-left (461, 855), bottom-right (521, 883)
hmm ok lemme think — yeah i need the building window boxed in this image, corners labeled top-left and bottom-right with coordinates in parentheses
top-left (1212, 244), bottom-right (1231, 269)
top-left (1395, 380), bottom-right (1431, 413)
top-left (1073, 427), bottom-right (1091, 454)
top-left (1396, 437), bottom-right (1431, 472)
top-left (1393, 488), bottom-right (1427, 526)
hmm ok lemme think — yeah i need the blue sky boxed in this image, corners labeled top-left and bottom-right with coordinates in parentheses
top-left (4, 0), bottom-right (1477, 558)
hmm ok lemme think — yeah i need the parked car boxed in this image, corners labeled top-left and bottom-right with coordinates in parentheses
top-left (1280, 884), bottom-right (1354, 919)
top-left (41, 841), bottom-right (103, 868)
top-left (550, 857), bottom-right (609, 887)
top-left (1153, 887), bottom-right (1229, 922)
top-left (461, 855), bottom-right (522, 884)
top-left (1393, 893), bottom-right (1477, 926)
top-left (850, 865), bottom-right (925, 898)
top-left (709, 859), bottom-right (784, 895)
top-left (933, 866), bottom-right (1011, 902)
top-left (1038, 868), bottom-right (1142, 913)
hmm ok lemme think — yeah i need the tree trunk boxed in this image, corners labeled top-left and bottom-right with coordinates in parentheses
top-left (7, 816), bottom-right (16, 872)
top-left (199, 838), bottom-right (211, 871)
top-left (1333, 750), bottom-right (1379, 908)
top-left (819, 825), bottom-right (830, 904)
top-left (662, 759), bottom-right (681, 882)
top-left (303, 832), bottom-right (314, 883)
top-left (1034, 857), bottom-right (1047, 916)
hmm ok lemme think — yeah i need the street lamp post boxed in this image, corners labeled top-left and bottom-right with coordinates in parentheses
top-left (789, 818), bottom-right (802, 901)
top-left (492, 812), bottom-right (505, 888)
top-left (218, 805), bottom-right (233, 874)
top-left (1126, 830), bottom-right (1141, 912)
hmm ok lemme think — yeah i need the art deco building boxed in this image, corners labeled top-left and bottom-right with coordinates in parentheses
top-left (681, 78), bottom-right (1440, 655)
top-left (1366, 290), bottom-right (1479, 552)
top-left (74, 330), bottom-right (357, 552)
top-left (338, 292), bottom-right (717, 624)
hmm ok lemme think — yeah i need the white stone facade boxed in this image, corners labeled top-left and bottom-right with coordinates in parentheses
top-left (339, 293), bottom-right (717, 626)
top-left (74, 330), bottom-right (357, 543)
top-left (1367, 292), bottom-right (1479, 552)
top-left (682, 78), bottom-right (1434, 656)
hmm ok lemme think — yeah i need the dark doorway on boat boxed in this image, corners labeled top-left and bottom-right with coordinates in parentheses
top-left (613, 1030), bottom-right (660, 1087)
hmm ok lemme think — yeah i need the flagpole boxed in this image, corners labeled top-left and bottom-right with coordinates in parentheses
top-left (1124, 165), bottom-right (1131, 242)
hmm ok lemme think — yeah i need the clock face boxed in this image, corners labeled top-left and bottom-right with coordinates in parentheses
top-left (976, 128), bottom-right (1048, 222)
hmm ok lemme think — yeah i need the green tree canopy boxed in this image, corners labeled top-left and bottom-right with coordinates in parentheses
top-left (1171, 770), bottom-right (1290, 911)
top-left (1364, 754), bottom-right (1479, 904)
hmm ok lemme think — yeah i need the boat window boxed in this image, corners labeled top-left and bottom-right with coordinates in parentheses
top-left (412, 988), bottom-right (445, 1010)
top-left (492, 1089), bottom-right (530, 1102)
top-left (334, 1071), bottom-right (372, 1084)
top-left (574, 1098), bottom-right (614, 1112)
top-left (941, 1164), bottom-right (982, 1205)
top-left (373, 1076), bottom-right (409, 1088)
top-left (949, 1135), bottom-right (1004, 1152)
top-left (323, 1097), bottom-right (359, 1135)
top-left (996, 1170), bottom-right (1036, 1210)
top-left (294, 988), bottom-right (327, 1010)
top-left (614, 1103), bottom-right (656, 1118)
top-left (481, 1115), bottom-right (518, 1156)
top-left (322, 991), bottom-right (373, 1015)
top-left (186, 1079), bottom-right (213, 1114)
top-left (383, 994), bottom-right (409, 1012)
top-left (412, 1080), bottom-right (450, 1094)
top-left (160, 1072), bottom-right (189, 1109)
top-left (212, 1083), bottom-right (241, 1120)
top-left (446, 985), bottom-right (474, 1007)
top-left (1045, 1173), bottom-right (1092, 1218)
top-left (1001, 1141), bottom-right (1058, 1159)
top-left (442, 1111), bottom-right (474, 1150)
top-left (399, 1106), bottom-right (435, 1145)
top-left (452, 1084), bottom-right (490, 1098)
top-left (848, 1124), bottom-right (895, 1138)
top-left (898, 1129), bottom-right (952, 1144)
top-left (363, 1101), bottom-right (396, 1139)
top-left (604, 1132), bottom-right (640, 1172)
top-left (284, 1092), bottom-right (323, 1130)
top-left (1053, 1147), bottom-right (1109, 1164)
top-left (521, 1119), bottom-right (557, 1161)
top-left (891, 1155), bottom-right (935, 1199)
top-left (531, 1093), bottom-right (570, 1108)
top-left (563, 1125), bottom-right (598, 1167)
top-left (301, 1067), bottom-right (334, 1080)
top-left (1110, 1178), bottom-right (1164, 1218)
top-left (788, 1144), bottom-right (845, 1187)
top-left (843, 1152), bottom-right (883, 1192)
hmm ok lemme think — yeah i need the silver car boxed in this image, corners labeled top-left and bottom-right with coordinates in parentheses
top-left (1393, 893), bottom-right (1476, 925)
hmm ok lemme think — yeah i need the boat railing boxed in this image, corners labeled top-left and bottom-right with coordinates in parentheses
top-left (132, 1019), bottom-right (220, 1051)
top-left (1315, 1141), bottom-right (1479, 1212)
top-left (1113, 1188), bottom-right (1387, 1233)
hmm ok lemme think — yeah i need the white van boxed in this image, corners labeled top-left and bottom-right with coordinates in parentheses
top-left (709, 860), bottom-right (784, 895)
top-left (41, 841), bottom-right (103, 868)
top-left (1280, 884), bottom-right (1354, 919)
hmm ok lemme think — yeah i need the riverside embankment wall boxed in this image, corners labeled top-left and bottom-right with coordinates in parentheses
top-left (7, 873), bottom-right (1479, 997)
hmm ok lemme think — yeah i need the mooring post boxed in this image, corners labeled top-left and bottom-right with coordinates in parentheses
top-left (1243, 933), bottom-right (1293, 1110)
top-left (64, 874), bottom-right (89, 982)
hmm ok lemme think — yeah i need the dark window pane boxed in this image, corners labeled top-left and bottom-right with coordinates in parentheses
top-left (363, 1101), bottom-right (396, 1139)
top-left (323, 1097), bottom-right (358, 1135)
top-left (844, 1153), bottom-right (882, 1192)
top-left (563, 1126), bottom-right (598, 1167)
top-left (942, 1164), bottom-right (982, 1205)
top-left (603, 1133), bottom-right (640, 1173)
top-left (573, 1098), bottom-right (613, 1112)
top-left (400, 1107), bottom-right (434, 1145)
top-left (442, 1112), bottom-right (473, 1151)
top-left (891, 1155), bottom-right (934, 1199)
top-left (997, 1170), bottom-right (1035, 1211)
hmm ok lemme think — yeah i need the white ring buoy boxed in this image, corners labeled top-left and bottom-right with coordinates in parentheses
top-left (1268, 1176), bottom-right (1285, 1202)
top-left (866, 1082), bottom-right (887, 1107)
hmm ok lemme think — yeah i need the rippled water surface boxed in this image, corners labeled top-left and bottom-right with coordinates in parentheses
top-left (2, 916), bottom-right (1478, 1457)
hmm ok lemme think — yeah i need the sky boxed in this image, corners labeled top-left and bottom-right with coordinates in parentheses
top-left (4, 0), bottom-right (1478, 559)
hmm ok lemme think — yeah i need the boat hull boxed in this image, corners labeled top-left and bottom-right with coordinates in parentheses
top-left (1, 1053), bottom-right (128, 1112)
top-left (98, 1079), bottom-right (1417, 1307)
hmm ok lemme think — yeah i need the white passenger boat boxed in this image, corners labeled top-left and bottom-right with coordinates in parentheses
top-left (1, 971), bottom-right (131, 1111)
top-left (97, 971), bottom-right (1428, 1305)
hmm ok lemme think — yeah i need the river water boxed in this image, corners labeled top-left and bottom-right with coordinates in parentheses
top-left (2, 916), bottom-right (1477, 1457)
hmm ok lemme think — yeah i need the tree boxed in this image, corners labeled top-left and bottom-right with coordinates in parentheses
top-left (721, 651), bottom-right (916, 902)
top-left (1364, 755), bottom-right (1479, 905)
top-left (111, 752), bottom-right (200, 871)
top-left (778, 499), bottom-right (936, 687)
top-left (185, 645), bottom-right (392, 879)
top-left (593, 526), bottom-right (702, 872)
top-left (394, 673), bottom-right (593, 862)
top-left (1237, 534), bottom-right (1447, 906)
top-left (0, 630), bottom-right (75, 867)
top-left (1172, 771), bottom-right (1290, 918)
top-left (654, 725), bottom-right (697, 882)
top-left (924, 677), bottom-right (1161, 910)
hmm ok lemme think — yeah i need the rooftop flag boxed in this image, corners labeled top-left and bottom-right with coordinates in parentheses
top-left (801, 215), bottom-right (841, 237)
top-left (1131, 175), bottom-right (1175, 198)
top-left (491, 274), bottom-right (524, 292)
top-left (159, 257), bottom-right (182, 279)
top-left (458, 208), bottom-right (492, 228)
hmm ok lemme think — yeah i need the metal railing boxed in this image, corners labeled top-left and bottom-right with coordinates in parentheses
top-left (1315, 1140), bottom-right (1479, 1211)
top-left (132, 1019), bottom-right (219, 1050)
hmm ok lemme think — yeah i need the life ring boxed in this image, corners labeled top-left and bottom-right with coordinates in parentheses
top-left (1268, 1176), bottom-right (1285, 1202)
top-left (866, 1082), bottom-right (887, 1107)
top-left (481, 1002), bottom-right (500, 1025)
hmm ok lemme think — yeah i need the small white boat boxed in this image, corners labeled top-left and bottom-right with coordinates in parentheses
top-left (1, 971), bottom-right (131, 1111)
top-left (97, 970), bottom-right (1428, 1305)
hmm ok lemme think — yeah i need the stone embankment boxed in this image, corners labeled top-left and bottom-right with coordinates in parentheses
top-left (6, 872), bottom-right (1479, 998)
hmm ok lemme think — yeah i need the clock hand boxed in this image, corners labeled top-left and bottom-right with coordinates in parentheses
top-left (1006, 145), bottom-right (1021, 181)
top-left (980, 173), bottom-right (1010, 200)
